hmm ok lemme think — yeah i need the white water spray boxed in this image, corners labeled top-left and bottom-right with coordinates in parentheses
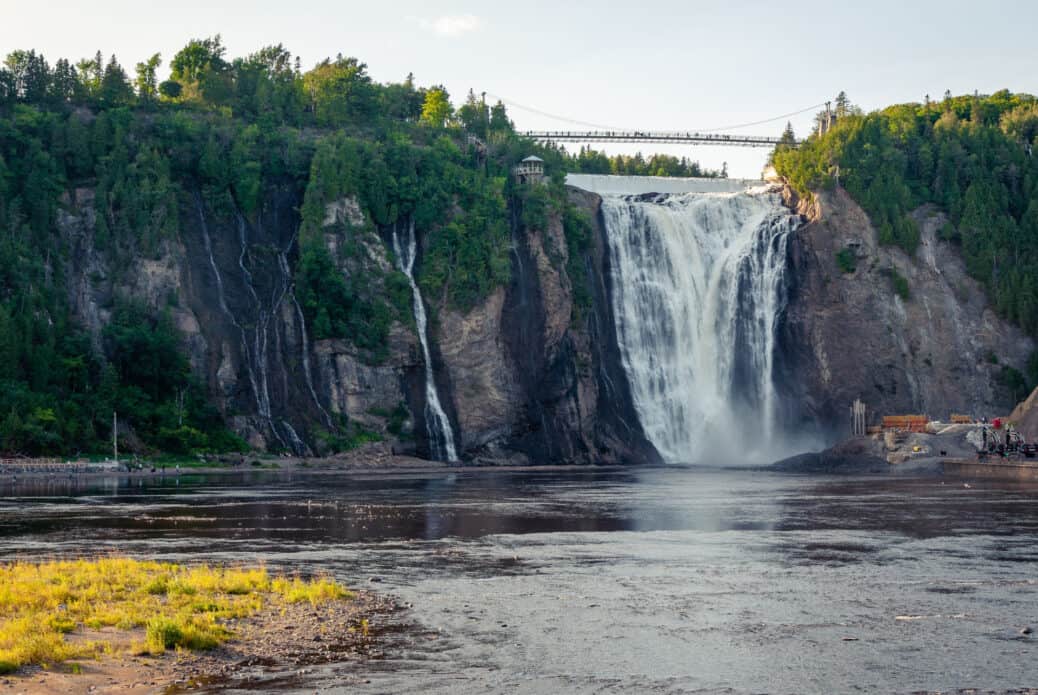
top-left (392, 219), bottom-right (458, 462)
top-left (601, 185), bottom-right (800, 463)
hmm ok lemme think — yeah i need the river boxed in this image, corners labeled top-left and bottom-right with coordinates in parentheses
top-left (2, 467), bottom-right (1037, 693)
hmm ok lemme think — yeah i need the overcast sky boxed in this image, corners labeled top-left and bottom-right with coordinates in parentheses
top-left (4, 0), bottom-right (1037, 177)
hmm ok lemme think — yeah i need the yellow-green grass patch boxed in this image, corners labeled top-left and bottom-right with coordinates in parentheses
top-left (0, 557), bottom-right (352, 674)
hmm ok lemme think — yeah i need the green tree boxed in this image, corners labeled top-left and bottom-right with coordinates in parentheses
top-left (4, 50), bottom-right (51, 103)
top-left (488, 100), bottom-right (513, 134)
top-left (158, 80), bottom-right (182, 100)
top-left (74, 52), bottom-right (103, 101)
top-left (420, 86), bottom-right (452, 127)
top-left (457, 89), bottom-right (488, 137)
top-left (134, 53), bottom-right (162, 104)
top-left (835, 90), bottom-right (851, 117)
top-left (170, 36), bottom-right (226, 84)
top-left (1001, 103), bottom-right (1038, 146)
top-left (99, 55), bottom-right (133, 106)
top-left (302, 56), bottom-right (377, 126)
top-left (50, 58), bottom-right (77, 103)
top-left (381, 73), bottom-right (424, 122)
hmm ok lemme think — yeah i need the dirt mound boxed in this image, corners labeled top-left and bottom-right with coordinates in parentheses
top-left (1009, 386), bottom-right (1038, 442)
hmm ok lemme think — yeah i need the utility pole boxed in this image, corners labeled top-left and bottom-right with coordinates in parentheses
top-left (113, 411), bottom-right (118, 464)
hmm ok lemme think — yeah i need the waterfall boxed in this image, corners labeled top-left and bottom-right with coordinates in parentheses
top-left (392, 219), bottom-right (459, 462)
top-left (195, 197), bottom-right (268, 431)
top-left (600, 185), bottom-right (799, 464)
top-left (196, 193), bottom-right (310, 453)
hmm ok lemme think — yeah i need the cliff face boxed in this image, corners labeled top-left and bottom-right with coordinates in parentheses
top-left (60, 174), bottom-right (1030, 463)
top-left (59, 181), bottom-right (655, 463)
top-left (433, 188), bottom-right (657, 464)
top-left (779, 186), bottom-right (1034, 438)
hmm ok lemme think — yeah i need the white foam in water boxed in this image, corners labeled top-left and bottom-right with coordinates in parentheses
top-left (600, 184), bottom-right (801, 464)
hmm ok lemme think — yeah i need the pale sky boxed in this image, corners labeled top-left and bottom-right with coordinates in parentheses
top-left (3, 0), bottom-right (1037, 177)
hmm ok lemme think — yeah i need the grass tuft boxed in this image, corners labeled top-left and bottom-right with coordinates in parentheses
top-left (0, 558), bottom-right (352, 672)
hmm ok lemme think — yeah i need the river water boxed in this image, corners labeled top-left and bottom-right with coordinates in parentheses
top-left (2, 467), bottom-right (1037, 693)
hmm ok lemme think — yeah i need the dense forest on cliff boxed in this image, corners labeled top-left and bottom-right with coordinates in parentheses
top-left (773, 91), bottom-right (1038, 337)
top-left (0, 39), bottom-right (612, 456)
top-left (568, 146), bottom-right (723, 178)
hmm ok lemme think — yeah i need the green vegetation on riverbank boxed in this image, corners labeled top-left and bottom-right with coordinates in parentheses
top-left (0, 557), bottom-right (350, 674)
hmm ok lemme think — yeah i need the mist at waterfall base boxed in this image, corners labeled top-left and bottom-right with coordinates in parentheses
top-left (601, 183), bottom-right (819, 465)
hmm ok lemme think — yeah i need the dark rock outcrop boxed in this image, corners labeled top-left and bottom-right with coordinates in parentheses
top-left (59, 181), bottom-right (655, 463)
top-left (778, 186), bottom-right (1033, 443)
top-left (435, 188), bottom-right (659, 465)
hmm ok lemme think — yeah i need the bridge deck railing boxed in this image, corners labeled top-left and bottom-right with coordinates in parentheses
top-left (522, 130), bottom-right (795, 147)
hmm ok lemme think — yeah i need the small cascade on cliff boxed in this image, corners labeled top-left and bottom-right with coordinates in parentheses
top-left (233, 210), bottom-right (275, 423)
top-left (196, 195), bottom-right (287, 448)
top-left (600, 185), bottom-right (800, 463)
top-left (392, 218), bottom-right (459, 462)
top-left (283, 242), bottom-right (333, 429)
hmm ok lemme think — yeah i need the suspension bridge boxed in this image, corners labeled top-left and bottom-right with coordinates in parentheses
top-left (484, 92), bottom-right (822, 150)
top-left (520, 131), bottom-right (795, 148)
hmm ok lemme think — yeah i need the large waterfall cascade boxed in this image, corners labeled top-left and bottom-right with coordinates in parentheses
top-left (392, 219), bottom-right (459, 462)
top-left (601, 185), bottom-right (801, 463)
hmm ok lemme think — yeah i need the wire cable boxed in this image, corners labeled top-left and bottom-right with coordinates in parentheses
top-left (485, 92), bottom-right (826, 134)
top-left (484, 92), bottom-right (630, 131)
top-left (696, 103), bottom-right (828, 132)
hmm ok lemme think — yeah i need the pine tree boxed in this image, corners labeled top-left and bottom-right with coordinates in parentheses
top-left (50, 58), bottom-right (77, 103)
top-left (835, 91), bottom-right (850, 118)
top-left (99, 55), bottom-right (133, 106)
top-left (489, 101), bottom-right (512, 134)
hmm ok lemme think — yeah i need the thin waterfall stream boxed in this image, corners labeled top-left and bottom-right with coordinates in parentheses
top-left (392, 219), bottom-right (458, 462)
top-left (601, 184), bottom-right (800, 463)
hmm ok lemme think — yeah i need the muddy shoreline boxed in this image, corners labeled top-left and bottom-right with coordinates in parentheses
top-left (0, 442), bottom-right (637, 483)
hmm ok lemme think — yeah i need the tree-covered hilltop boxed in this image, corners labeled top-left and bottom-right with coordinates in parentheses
top-left (773, 91), bottom-right (1038, 335)
top-left (568, 146), bottom-right (725, 178)
top-left (0, 39), bottom-right (618, 457)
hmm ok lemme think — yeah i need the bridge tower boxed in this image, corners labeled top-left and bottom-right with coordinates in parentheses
top-left (817, 101), bottom-right (837, 137)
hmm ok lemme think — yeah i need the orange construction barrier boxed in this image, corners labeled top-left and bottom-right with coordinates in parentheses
top-left (950, 414), bottom-right (973, 424)
top-left (882, 415), bottom-right (929, 432)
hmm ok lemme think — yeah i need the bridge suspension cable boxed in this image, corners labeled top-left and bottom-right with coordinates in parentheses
top-left (694, 102), bottom-right (828, 133)
top-left (484, 92), bottom-right (826, 136)
top-left (484, 92), bottom-right (629, 131)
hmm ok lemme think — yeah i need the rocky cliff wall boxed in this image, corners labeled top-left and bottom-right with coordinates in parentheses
top-left (779, 186), bottom-right (1034, 439)
top-left (432, 188), bottom-right (658, 464)
top-left (59, 181), bottom-right (654, 463)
